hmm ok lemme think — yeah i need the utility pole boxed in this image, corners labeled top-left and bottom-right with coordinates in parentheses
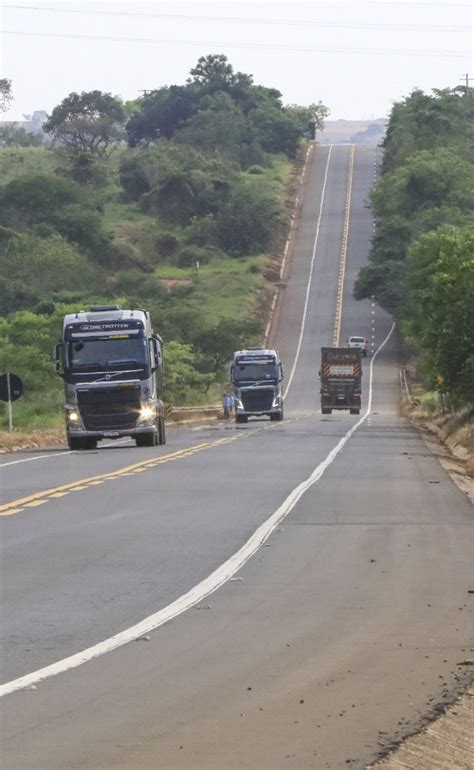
top-left (460, 73), bottom-right (472, 89)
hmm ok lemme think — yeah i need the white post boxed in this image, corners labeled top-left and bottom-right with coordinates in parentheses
top-left (6, 372), bottom-right (13, 432)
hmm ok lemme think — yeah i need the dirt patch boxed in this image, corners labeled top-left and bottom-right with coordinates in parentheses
top-left (0, 427), bottom-right (65, 453)
top-left (159, 278), bottom-right (193, 288)
top-left (369, 684), bottom-right (474, 769)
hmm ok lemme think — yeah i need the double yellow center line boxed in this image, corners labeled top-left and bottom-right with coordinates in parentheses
top-left (333, 144), bottom-right (355, 346)
top-left (0, 432), bottom-right (252, 517)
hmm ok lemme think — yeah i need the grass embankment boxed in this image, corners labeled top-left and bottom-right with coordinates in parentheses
top-left (401, 375), bottom-right (473, 478)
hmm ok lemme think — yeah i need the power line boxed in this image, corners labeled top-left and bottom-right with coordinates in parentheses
top-left (2, 4), bottom-right (467, 32)
top-left (0, 29), bottom-right (469, 58)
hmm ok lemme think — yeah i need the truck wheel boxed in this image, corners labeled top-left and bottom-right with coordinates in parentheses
top-left (321, 408), bottom-right (332, 415)
top-left (350, 409), bottom-right (360, 415)
top-left (270, 411), bottom-right (283, 421)
top-left (235, 414), bottom-right (248, 424)
top-left (136, 432), bottom-right (155, 448)
top-left (158, 416), bottom-right (166, 445)
top-left (68, 436), bottom-right (91, 451)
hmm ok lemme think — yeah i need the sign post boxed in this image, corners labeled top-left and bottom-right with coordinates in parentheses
top-left (0, 373), bottom-right (24, 432)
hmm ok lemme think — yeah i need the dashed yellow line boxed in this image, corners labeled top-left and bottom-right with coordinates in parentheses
top-left (333, 144), bottom-right (355, 347)
top-left (0, 433), bottom-right (254, 517)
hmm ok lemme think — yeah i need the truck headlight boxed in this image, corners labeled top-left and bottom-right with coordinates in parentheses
top-left (65, 407), bottom-right (84, 430)
top-left (272, 397), bottom-right (281, 408)
top-left (139, 405), bottom-right (155, 422)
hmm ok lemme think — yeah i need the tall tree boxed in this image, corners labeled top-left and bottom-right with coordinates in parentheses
top-left (44, 90), bottom-right (126, 157)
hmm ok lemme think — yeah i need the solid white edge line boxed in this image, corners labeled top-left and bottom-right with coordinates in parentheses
top-left (0, 322), bottom-right (395, 698)
top-left (0, 438), bottom-right (133, 469)
top-left (0, 451), bottom-right (72, 468)
top-left (283, 145), bottom-right (333, 400)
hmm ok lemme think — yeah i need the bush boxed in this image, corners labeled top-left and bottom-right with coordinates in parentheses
top-left (184, 214), bottom-right (217, 246)
top-left (246, 165), bottom-right (265, 175)
top-left (105, 239), bottom-right (153, 272)
top-left (216, 178), bottom-right (280, 256)
top-left (176, 244), bottom-right (218, 268)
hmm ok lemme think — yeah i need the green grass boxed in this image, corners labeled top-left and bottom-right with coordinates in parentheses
top-left (155, 255), bottom-right (266, 324)
top-left (0, 388), bottom-right (64, 432)
top-left (0, 147), bottom-right (60, 183)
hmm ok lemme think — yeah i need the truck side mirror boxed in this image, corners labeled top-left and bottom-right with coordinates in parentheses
top-left (53, 343), bottom-right (64, 377)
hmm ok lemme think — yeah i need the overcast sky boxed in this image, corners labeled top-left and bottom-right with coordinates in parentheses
top-left (1, 0), bottom-right (472, 122)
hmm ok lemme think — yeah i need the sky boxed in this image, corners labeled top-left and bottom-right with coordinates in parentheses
top-left (1, 0), bottom-right (472, 122)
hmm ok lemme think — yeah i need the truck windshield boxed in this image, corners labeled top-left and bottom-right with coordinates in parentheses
top-left (234, 362), bottom-right (278, 382)
top-left (67, 338), bottom-right (149, 370)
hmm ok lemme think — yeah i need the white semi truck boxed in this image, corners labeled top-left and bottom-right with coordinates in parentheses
top-left (54, 305), bottom-right (166, 450)
top-left (230, 347), bottom-right (284, 423)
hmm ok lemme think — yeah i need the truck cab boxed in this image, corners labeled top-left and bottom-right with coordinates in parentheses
top-left (230, 348), bottom-right (284, 423)
top-left (320, 347), bottom-right (362, 415)
top-left (54, 306), bottom-right (166, 450)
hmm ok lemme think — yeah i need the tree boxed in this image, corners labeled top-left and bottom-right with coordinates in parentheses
top-left (0, 174), bottom-right (82, 228)
top-left (216, 178), bottom-right (280, 255)
top-left (163, 341), bottom-right (212, 403)
top-left (0, 79), bottom-right (12, 113)
top-left (188, 54), bottom-right (235, 90)
top-left (0, 124), bottom-right (43, 147)
top-left (126, 85), bottom-right (200, 146)
top-left (191, 318), bottom-right (262, 375)
top-left (381, 87), bottom-right (474, 173)
top-left (44, 90), bottom-right (126, 157)
top-left (405, 226), bottom-right (474, 400)
top-left (175, 93), bottom-right (247, 155)
top-left (0, 233), bottom-right (99, 313)
top-left (247, 101), bottom-right (304, 157)
top-left (285, 102), bottom-right (329, 136)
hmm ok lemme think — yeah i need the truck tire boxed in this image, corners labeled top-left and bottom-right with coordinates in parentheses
top-left (321, 408), bottom-right (332, 415)
top-left (68, 436), bottom-right (96, 451)
top-left (158, 416), bottom-right (166, 445)
top-left (136, 432), bottom-right (155, 448)
top-left (350, 408), bottom-right (360, 415)
top-left (270, 411), bottom-right (283, 421)
top-left (235, 414), bottom-right (248, 424)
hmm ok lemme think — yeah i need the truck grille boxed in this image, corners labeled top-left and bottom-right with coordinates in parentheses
top-left (241, 388), bottom-right (274, 412)
top-left (77, 386), bottom-right (141, 431)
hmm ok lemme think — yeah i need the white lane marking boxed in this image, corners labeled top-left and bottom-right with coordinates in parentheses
top-left (0, 451), bottom-right (72, 468)
top-left (0, 323), bottom-right (394, 698)
top-left (283, 145), bottom-right (333, 399)
top-left (0, 439), bottom-right (133, 468)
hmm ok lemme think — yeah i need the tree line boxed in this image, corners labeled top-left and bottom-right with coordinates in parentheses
top-left (354, 86), bottom-right (474, 404)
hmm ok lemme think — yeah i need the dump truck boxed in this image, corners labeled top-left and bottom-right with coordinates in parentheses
top-left (53, 305), bottom-right (166, 449)
top-left (320, 347), bottom-right (362, 415)
top-left (230, 348), bottom-right (284, 423)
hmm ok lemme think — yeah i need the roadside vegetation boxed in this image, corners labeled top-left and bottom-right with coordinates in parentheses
top-left (355, 86), bottom-right (474, 409)
top-left (0, 57), bottom-right (328, 430)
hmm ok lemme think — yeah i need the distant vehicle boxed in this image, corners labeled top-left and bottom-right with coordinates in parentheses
top-left (53, 306), bottom-right (166, 450)
top-left (320, 347), bottom-right (362, 415)
top-left (347, 335), bottom-right (368, 357)
top-left (230, 348), bottom-right (284, 423)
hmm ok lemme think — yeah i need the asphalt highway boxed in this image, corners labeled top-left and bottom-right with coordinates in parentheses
top-left (1, 144), bottom-right (472, 769)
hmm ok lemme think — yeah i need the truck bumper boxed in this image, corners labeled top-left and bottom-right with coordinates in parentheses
top-left (67, 425), bottom-right (158, 440)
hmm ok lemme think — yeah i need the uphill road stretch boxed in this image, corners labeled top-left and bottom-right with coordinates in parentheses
top-left (1, 144), bottom-right (472, 770)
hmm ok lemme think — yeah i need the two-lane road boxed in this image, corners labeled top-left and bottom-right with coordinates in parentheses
top-left (1, 144), bottom-right (472, 769)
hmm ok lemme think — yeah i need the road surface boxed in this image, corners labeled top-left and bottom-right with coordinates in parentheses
top-left (1, 144), bottom-right (472, 769)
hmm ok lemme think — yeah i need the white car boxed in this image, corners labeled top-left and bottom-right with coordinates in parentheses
top-left (347, 336), bottom-right (368, 357)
